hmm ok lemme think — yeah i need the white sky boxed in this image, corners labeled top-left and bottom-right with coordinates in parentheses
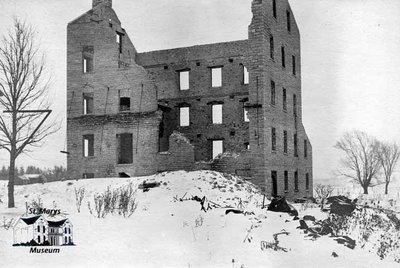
top-left (0, 0), bottom-right (399, 182)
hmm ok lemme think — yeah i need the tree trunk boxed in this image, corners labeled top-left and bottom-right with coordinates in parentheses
top-left (385, 182), bottom-right (389, 195)
top-left (8, 151), bottom-right (16, 208)
top-left (363, 186), bottom-right (368, 194)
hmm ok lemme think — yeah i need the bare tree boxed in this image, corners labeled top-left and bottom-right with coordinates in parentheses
top-left (334, 130), bottom-right (381, 194)
top-left (314, 184), bottom-right (334, 209)
top-left (377, 142), bottom-right (400, 195)
top-left (0, 19), bottom-right (59, 208)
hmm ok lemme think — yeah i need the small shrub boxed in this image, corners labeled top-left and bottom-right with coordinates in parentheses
top-left (74, 187), bottom-right (86, 213)
top-left (118, 183), bottom-right (138, 217)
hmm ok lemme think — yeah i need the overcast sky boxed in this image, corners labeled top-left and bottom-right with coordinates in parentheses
top-left (0, 0), bottom-right (399, 181)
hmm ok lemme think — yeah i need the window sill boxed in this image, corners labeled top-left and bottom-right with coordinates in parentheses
top-left (116, 163), bottom-right (133, 166)
top-left (294, 190), bottom-right (299, 192)
top-left (211, 86), bottom-right (222, 89)
top-left (284, 190), bottom-right (289, 194)
top-left (83, 156), bottom-right (95, 159)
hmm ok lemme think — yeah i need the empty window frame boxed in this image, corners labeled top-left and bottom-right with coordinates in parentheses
top-left (287, 10), bottom-right (291, 32)
top-left (117, 133), bottom-right (133, 164)
top-left (211, 67), bottom-right (222, 87)
top-left (283, 130), bottom-right (288, 154)
top-left (243, 66), bottom-right (249, 85)
top-left (83, 93), bottom-right (93, 115)
top-left (294, 171), bottom-right (299, 192)
top-left (304, 139), bottom-right (308, 158)
top-left (306, 173), bottom-right (310, 190)
top-left (212, 104), bottom-right (223, 124)
top-left (82, 46), bottom-right (94, 73)
top-left (271, 127), bottom-right (276, 151)
top-left (293, 94), bottom-right (297, 117)
top-left (294, 133), bottom-right (298, 157)
top-left (116, 32), bottom-right (124, 53)
top-left (270, 35), bottom-right (274, 60)
top-left (281, 46), bottom-right (286, 68)
top-left (83, 57), bottom-right (93, 73)
top-left (179, 107), bottom-right (190, 127)
top-left (119, 97), bottom-right (130, 112)
top-left (83, 134), bottom-right (94, 157)
top-left (272, 0), bottom-right (277, 19)
top-left (243, 107), bottom-right (249, 122)
top-left (292, 55), bottom-right (296, 75)
top-left (283, 88), bottom-right (287, 111)
top-left (179, 70), bottom-right (190, 90)
top-left (284, 171), bottom-right (289, 192)
top-left (271, 80), bottom-right (276, 105)
top-left (212, 140), bottom-right (223, 159)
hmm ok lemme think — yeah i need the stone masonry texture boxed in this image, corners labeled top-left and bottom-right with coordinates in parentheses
top-left (66, 0), bottom-right (313, 200)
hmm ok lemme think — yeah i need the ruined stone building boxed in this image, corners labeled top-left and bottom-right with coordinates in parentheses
top-left (67, 0), bottom-right (313, 199)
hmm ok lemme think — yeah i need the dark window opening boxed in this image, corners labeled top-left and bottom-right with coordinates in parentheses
top-left (284, 171), bottom-right (289, 192)
top-left (281, 46), bottom-right (285, 68)
top-left (117, 133), bottom-right (133, 164)
top-left (273, 0), bottom-right (277, 18)
top-left (271, 171), bottom-right (278, 197)
top-left (283, 88), bottom-right (287, 111)
top-left (229, 58), bottom-right (234, 63)
top-left (83, 93), bottom-right (93, 115)
top-left (271, 127), bottom-right (276, 151)
top-left (283, 130), bottom-right (288, 154)
top-left (164, 65), bottom-right (168, 70)
top-left (38, 236), bottom-right (41, 243)
top-left (244, 142), bottom-right (250, 150)
top-left (287, 10), bottom-right (291, 32)
top-left (119, 172), bottom-right (131, 178)
top-left (294, 171), bottom-right (299, 192)
top-left (196, 62), bottom-right (201, 66)
top-left (119, 97), bottom-right (130, 112)
top-left (292, 55), bottom-right (296, 75)
top-left (294, 133), bottom-right (298, 157)
top-left (83, 134), bottom-right (94, 157)
top-left (230, 130), bottom-right (235, 137)
top-left (293, 94), bottom-right (297, 117)
top-left (270, 35), bottom-right (274, 60)
top-left (271, 80), bottom-right (276, 105)
top-left (306, 173), bottom-right (310, 190)
top-left (304, 139), bottom-right (308, 158)
top-left (83, 173), bottom-right (94, 179)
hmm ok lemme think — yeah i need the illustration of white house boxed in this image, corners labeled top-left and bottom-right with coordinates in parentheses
top-left (48, 218), bottom-right (73, 246)
top-left (13, 215), bottom-right (73, 246)
top-left (13, 215), bottom-right (48, 245)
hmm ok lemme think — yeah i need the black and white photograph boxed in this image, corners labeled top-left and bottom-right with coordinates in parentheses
top-left (0, 0), bottom-right (400, 267)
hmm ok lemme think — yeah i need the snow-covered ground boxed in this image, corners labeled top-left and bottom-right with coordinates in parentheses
top-left (0, 170), bottom-right (398, 267)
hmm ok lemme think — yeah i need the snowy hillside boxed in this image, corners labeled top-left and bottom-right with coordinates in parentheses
top-left (0, 170), bottom-right (398, 267)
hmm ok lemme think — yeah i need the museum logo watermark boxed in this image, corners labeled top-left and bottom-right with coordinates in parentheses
top-left (12, 207), bottom-right (75, 253)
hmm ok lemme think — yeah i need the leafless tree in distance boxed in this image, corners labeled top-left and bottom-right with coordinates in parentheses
top-left (314, 184), bottom-right (334, 209)
top-left (377, 141), bottom-right (400, 195)
top-left (0, 18), bottom-right (59, 208)
top-left (334, 130), bottom-right (381, 194)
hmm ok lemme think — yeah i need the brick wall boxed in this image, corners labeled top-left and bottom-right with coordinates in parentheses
top-left (66, 0), bottom-right (313, 200)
